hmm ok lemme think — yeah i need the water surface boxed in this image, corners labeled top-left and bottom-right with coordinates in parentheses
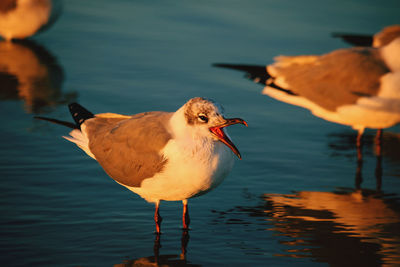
top-left (1, 0), bottom-right (400, 266)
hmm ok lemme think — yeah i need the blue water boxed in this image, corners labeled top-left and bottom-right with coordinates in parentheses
top-left (1, 0), bottom-right (400, 266)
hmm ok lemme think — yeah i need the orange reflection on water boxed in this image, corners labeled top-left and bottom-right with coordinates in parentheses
top-left (265, 189), bottom-right (400, 266)
top-left (113, 231), bottom-right (198, 267)
top-left (0, 39), bottom-right (76, 113)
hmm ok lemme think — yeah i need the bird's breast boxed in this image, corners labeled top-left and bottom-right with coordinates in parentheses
top-left (129, 138), bottom-right (235, 202)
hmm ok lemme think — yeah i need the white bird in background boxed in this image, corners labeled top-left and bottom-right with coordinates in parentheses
top-left (214, 26), bottom-right (400, 160)
top-left (35, 97), bottom-right (247, 233)
top-left (0, 0), bottom-right (62, 41)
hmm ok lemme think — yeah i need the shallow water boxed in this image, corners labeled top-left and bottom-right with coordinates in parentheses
top-left (1, 0), bottom-right (400, 266)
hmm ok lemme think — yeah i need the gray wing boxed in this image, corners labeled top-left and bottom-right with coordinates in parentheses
top-left (270, 47), bottom-right (390, 111)
top-left (85, 111), bottom-right (173, 187)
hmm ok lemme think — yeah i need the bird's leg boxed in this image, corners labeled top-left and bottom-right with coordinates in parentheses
top-left (355, 129), bottom-right (364, 189)
top-left (180, 228), bottom-right (190, 260)
top-left (375, 129), bottom-right (383, 191)
top-left (182, 200), bottom-right (190, 230)
top-left (355, 155), bottom-right (363, 190)
top-left (375, 129), bottom-right (383, 157)
top-left (356, 129), bottom-right (364, 163)
top-left (375, 152), bottom-right (383, 191)
top-left (154, 201), bottom-right (162, 234)
top-left (153, 231), bottom-right (161, 262)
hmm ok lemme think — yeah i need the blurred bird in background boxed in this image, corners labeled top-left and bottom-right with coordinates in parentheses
top-left (214, 26), bottom-right (400, 161)
top-left (0, 0), bottom-right (62, 41)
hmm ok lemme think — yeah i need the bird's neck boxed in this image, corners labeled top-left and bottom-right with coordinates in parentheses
top-left (170, 106), bottom-right (189, 138)
top-left (381, 37), bottom-right (400, 71)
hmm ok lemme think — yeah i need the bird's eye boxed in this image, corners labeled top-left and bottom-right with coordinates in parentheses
top-left (198, 114), bottom-right (208, 123)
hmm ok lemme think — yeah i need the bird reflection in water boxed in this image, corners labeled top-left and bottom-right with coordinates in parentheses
top-left (328, 131), bottom-right (385, 190)
top-left (263, 188), bottom-right (400, 266)
top-left (211, 130), bottom-right (400, 265)
top-left (214, 25), bottom-right (400, 163)
top-left (214, 186), bottom-right (400, 266)
top-left (261, 131), bottom-right (400, 265)
top-left (0, 39), bottom-right (76, 113)
top-left (114, 231), bottom-right (200, 267)
top-left (329, 130), bottom-right (400, 191)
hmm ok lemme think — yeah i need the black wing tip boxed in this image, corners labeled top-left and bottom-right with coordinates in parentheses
top-left (331, 32), bottom-right (373, 47)
top-left (68, 102), bottom-right (77, 108)
top-left (213, 63), bottom-right (270, 85)
top-left (213, 63), bottom-right (238, 68)
top-left (34, 102), bottom-right (94, 129)
top-left (267, 83), bottom-right (298, 96)
top-left (68, 102), bottom-right (88, 111)
top-left (213, 62), bottom-right (266, 70)
top-left (68, 103), bottom-right (95, 128)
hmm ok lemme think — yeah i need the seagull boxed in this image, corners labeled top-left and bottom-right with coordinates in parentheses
top-left (35, 97), bottom-right (247, 233)
top-left (332, 25), bottom-right (400, 47)
top-left (214, 33), bottom-right (400, 160)
top-left (0, 0), bottom-right (62, 41)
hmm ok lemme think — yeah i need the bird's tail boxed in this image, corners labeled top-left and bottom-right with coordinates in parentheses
top-left (213, 63), bottom-right (270, 85)
top-left (213, 63), bottom-right (297, 96)
top-left (33, 116), bottom-right (77, 129)
top-left (331, 32), bottom-right (373, 47)
top-left (35, 103), bottom-right (96, 159)
top-left (35, 103), bottom-right (94, 129)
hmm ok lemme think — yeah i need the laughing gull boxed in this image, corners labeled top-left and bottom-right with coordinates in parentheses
top-left (35, 97), bottom-right (247, 233)
top-left (214, 34), bottom-right (400, 159)
top-left (0, 0), bottom-right (62, 41)
top-left (332, 25), bottom-right (400, 47)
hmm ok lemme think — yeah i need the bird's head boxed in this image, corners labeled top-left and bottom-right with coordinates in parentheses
top-left (182, 97), bottom-right (247, 159)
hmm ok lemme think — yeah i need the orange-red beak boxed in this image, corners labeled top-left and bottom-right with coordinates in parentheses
top-left (209, 118), bottom-right (248, 159)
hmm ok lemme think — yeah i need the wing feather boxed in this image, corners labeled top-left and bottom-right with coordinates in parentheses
top-left (84, 111), bottom-right (173, 187)
top-left (269, 47), bottom-right (390, 111)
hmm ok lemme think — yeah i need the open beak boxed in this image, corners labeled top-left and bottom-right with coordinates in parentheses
top-left (209, 118), bottom-right (248, 159)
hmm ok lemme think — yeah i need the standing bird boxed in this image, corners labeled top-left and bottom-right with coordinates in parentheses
top-left (35, 97), bottom-right (247, 233)
top-left (214, 33), bottom-right (400, 161)
top-left (0, 0), bottom-right (62, 41)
